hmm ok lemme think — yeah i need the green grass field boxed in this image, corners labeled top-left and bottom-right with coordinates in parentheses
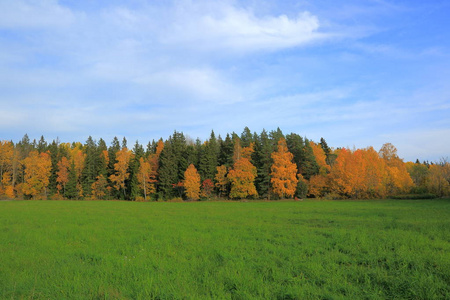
top-left (1, 199), bottom-right (449, 299)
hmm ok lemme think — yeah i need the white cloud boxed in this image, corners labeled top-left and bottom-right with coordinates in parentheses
top-left (163, 3), bottom-right (326, 52)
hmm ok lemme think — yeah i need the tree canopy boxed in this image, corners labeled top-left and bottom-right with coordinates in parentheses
top-left (0, 129), bottom-right (446, 201)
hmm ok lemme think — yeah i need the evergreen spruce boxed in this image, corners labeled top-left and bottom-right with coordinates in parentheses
top-left (129, 141), bottom-right (144, 200)
top-left (253, 129), bottom-right (273, 198)
top-left (37, 135), bottom-right (47, 153)
top-left (199, 130), bottom-right (219, 181)
top-left (302, 138), bottom-right (320, 180)
top-left (240, 127), bottom-right (253, 148)
top-left (320, 137), bottom-right (336, 166)
top-left (65, 161), bottom-right (78, 199)
top-left (82, 136), bottom-right (99, 197)
top-left (108, 137), bottom-right (121, 199)
top-left (218, 134), bottom-right (234, 167)
top-left (158, 131), bottom-right (187, 199)
top-left (47, 140), bottom-right (60, 196)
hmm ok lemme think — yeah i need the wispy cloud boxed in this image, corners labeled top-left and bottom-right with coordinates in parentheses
top-left (161, 3), bottom-right (327, 52)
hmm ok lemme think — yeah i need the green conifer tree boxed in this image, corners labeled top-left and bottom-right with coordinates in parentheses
top-left (199, 130), bottom-right (219, 181)
top-left (253, 129), bottom-right (273, 198)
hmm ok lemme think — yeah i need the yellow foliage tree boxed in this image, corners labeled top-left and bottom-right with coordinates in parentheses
top-left (110, 148), bottom-right (133, 198)
top-left (228, 158), bottom-right (257, 199)
top-left (270, 138), bottom-right (298, 198)
top-left (69, 145), bottom-right (86, 197)
top-left (91, 174), bottom-right (109, 200)
top-left (22, 151), bottom-right (52, 199)
top-left (56, 156), bottom-right (70, 196)
top-left (215, 165), bottom-right (228, 197)
top-left (184, 164), bottom-right (201, 200)
top-left (379, 143), bottom-right (413, 195)
top-left (426, 163), bottom-right (450, 197)
top-left (137, 157), bottom-right (159, 201)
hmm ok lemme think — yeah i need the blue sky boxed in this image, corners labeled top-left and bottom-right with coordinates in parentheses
top-left (0, 0), bottom-right (449, 162)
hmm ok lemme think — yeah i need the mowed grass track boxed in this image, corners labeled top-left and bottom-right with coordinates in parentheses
top-left (1, 200), bottom-right (449, 299)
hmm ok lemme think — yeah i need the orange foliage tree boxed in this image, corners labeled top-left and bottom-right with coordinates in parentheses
top-left (184, 164), bottom-right (201, 200)
top-left (22, 151), bottom-right (52, 199)
top-left (328, 145), bottom-right (412, 199)
top-left (328, 148), bottom-right (385, 198)
top-left (310, 141), bottom-right (330, 174)
top-left (307, 141), bottom-right (330, 197)
top-left (270, 138), bottom-right (298, 198)
top-left (0, 141), bottom-right (14, 197)
top-left (308, 175), bottom-right (329, 198)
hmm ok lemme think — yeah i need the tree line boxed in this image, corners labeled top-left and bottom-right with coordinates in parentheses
top-left (0, 128), bottom-right (449, 200)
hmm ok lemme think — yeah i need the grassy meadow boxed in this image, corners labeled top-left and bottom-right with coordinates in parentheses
top-left (1, 199), bottom-right (449, 299)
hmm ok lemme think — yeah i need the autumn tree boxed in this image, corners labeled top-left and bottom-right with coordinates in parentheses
top-left (308, 175), bottom-right (329, 198)
top-left (426, 161), bottom-right (450, 197)
top-left (0, 141), bottom-right (14, 197)
top-left (328, 147), bottom-right (392, 199)
top-left (201, 179), bottom-right (214, 199)
top-left (215, 165), bottom-right (228, 197)
top-left (310, 141), bottom-right (330, 174)
top-left (228, 158), bottom-right (257, 199)
top-left (270, 138), bottom-right (298, 198)
top-left (56, 156), bottom-right (70, 196)
top-left (91, 175), bottom-right (109, 200)
top-left (110, 147), bottom-right (133, 199)
top-left (137, 156), bottom-right (159, 201)
top-left (307, 141), bottom-right (332, 197)
top-left (22, 151), bottom-right (52, 199)
top-left (184, 164), bottom-right (201, 200)
top-left (2, 128), bottom-right (436, 201)
top-left (228, 140), bottom-right (257, 199)
top-left (328, 148), bottom-right (360, 198)
top-left (363, 147), bottom-right (387, 198)
top-left (379, 143), bottom-right (413, 195)
top-left (68, 144), bottom-right (86, 198)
